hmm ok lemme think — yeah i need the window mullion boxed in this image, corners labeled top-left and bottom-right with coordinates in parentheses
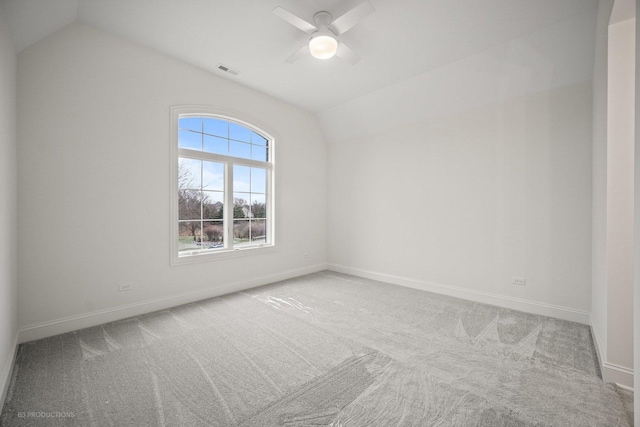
top-left (178, 148), bottom-right (271, 170)
top-left (225, 162), bottom-right (234, 249)
top-left (200, 160), bottom-right (204, 248)
top-left (266, 169), bottom-right (272, 245)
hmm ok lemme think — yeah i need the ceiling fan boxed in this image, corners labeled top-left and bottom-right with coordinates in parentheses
top-left (272, 1), bottom-right (375, 65)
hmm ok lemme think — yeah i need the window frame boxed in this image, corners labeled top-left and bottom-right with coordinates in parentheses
top-left (170, 106), bottom-right (277, 265)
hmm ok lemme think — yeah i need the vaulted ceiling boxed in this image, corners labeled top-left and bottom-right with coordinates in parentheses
top-left (0, 0), bottom-right (634, 140)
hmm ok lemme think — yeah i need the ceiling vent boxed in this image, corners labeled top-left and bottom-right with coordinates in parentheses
top-left (217, 64), bottom-right (239, 76)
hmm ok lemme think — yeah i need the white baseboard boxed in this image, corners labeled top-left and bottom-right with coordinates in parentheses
top-left (602, 363), bottom-right (634, 390)
top-left (590, 316), bottom-right (634, 390)
top-left (614, 382), bottom-right (634, 393)
top-left (590, 322), bottom-right (606, 373)
top-left (18, 263), bottom-right (327, 343)
top-left (327, 264), bottom-right (591, 324)
top-left (1, 333), bottom-right (19, 410)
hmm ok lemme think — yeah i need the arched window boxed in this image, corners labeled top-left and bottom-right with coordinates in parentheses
top-left (171, 107), bottom-right (275, 264)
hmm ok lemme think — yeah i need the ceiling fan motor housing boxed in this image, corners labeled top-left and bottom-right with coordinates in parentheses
top-left (313, 11), bottom-right (333, 28)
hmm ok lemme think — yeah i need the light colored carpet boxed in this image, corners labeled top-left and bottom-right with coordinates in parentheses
top-left (1, 271), bottom-right (630, 426)
top-left (617, 387), bottom-right (634, 426)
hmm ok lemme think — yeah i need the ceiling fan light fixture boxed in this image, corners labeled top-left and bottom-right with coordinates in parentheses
top-left (309, 34), bottom-right (338, 59)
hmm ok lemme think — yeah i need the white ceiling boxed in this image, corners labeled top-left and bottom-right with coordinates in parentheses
top-left (318, 8), bottom-right (598, 142)
top-left (0, 0), bottom-right (606, 120)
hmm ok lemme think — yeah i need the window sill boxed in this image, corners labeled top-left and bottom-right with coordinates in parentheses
top-left (171, 244), bottom-right (278, 266)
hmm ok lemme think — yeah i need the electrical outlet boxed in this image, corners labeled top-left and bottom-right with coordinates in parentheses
top-left (512, 277), bottom-right (526, 286)
top-left (118, 283), bottom-right (133, 292)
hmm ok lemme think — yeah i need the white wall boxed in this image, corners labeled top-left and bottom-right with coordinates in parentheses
top-left (328, 81), bottom-right (593, 322)
top-left (591, 0), bottom-right (614, 372)
top-left (0, 11), bottom-right (18, 406)
top-left (17, 23), bottom-right (328, 340)
top-left (606, 16), bottom-right (635, 381)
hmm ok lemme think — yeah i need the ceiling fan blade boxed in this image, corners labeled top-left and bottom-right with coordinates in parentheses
top-left (335, 42), bottom-right (360, 65)
top-left (329, 1), bottom-right (375, 35)
top-left (272, 7), bottom-right (317, 34)
top-left (285, 44), bottom-right (310, 63)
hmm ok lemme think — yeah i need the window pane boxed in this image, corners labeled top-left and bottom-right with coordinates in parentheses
top-left (179, 129), bottom-right (202, 150)
top-left (233, 165), bottom-right (250, 192)
top-left (178, 189), bottom-right (201, 220)
top-left (179, 158), bottom-right (201, 189)
top-left (233, 219), bottom-right (251, 247)
top-left (251, 132), bottom-right (268, 147)
top-left (251, 168), bottom-right (266, 193)
top-left (203, 118), bottom-right (228, 138)
top-left (250, 194), bottom-right (266, 219)
top-left (202, 191), bottom-right (223, 220)
top-left (251, 145), bottom-right (267, 162)
top-left (178, 221), bottom-right (201, 251)
top-left (229, 140), bottom-right (251, 160)
top-left (233, 194), bottom-right (249, 218)
top-left (202, 161), bottom-right (223, 191)
top-left (204, 135), bottom-right (228, 156)
top-left (179, 117), bottom-right (202, 132)
top-left (229, 122), bottom-right (252, 142)
top-left (251, 219), bottom-right (267, 244)
top-left (202, 221), bottom-right (224, 248)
